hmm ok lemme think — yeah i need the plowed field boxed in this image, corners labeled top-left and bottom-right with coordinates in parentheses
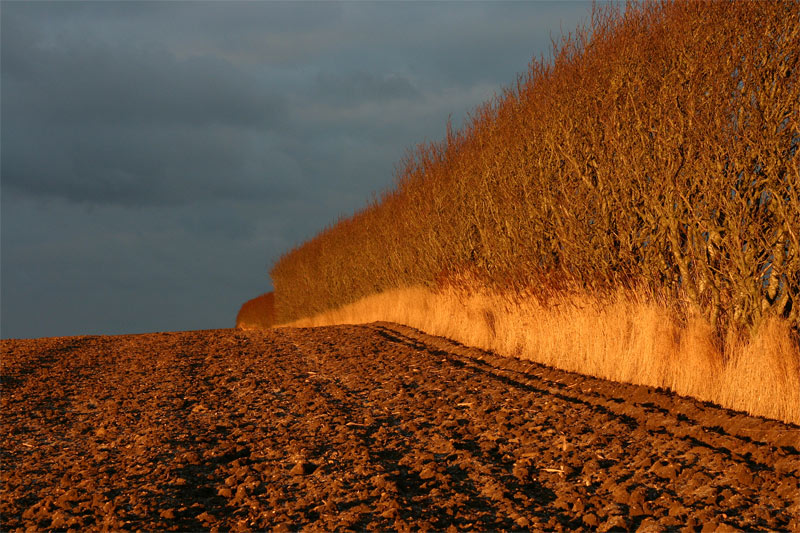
top-left (2, 323), bottom-right (799, 532)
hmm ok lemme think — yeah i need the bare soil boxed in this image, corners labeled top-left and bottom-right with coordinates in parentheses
top-left (2, 323), bottom-right (799, 532)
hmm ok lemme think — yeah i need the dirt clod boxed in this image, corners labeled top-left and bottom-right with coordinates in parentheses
top-left (1, 323), bottom-right (798, 531)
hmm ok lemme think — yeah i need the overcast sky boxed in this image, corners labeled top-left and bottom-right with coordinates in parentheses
top-left (1, 1), bottom-right (592, 339)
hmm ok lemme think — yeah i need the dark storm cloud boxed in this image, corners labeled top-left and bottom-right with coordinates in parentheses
top-left (314, 71), bottom-right (420, 106)
top-left (311, 2), bottom-right (591, 86)
top-left (2, 119), bottom-right (297, 206)
top-left (2, 4), bottom-right (291, 206)
top-left (2, 1), bottom-right (344, 66)
top-left (1, 1), bottom-right (592, 339)
top-left (10, 44), bottom-right (286, 128)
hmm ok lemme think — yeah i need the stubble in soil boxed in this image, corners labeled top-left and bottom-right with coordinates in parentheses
top-left (2, 323), bottom-right (799, 532)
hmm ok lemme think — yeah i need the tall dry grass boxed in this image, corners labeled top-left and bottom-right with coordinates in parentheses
top-left (270, 1), bottom-right (800, 424)
top-left (272, 1), bottom-right (799, 332)
top-left (285, 285), bottom-right (800, 425)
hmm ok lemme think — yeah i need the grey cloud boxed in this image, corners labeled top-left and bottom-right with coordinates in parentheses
top-left (314, 71), bottom-right (420, 106)
top-left (5, 39), bottom-right (286, 128)
top-left (2, 1), bottom-right (344, 66)
top-left (1, 1), bottom-right (592, 339)
top-left (331, 2), bottom-right (591, 86)
top-left (1, 5), bottom-right (294, 208)
top-left (1, 121), bottom-right (298, 206)
top-left (1, 191), bottom-right (288, 337)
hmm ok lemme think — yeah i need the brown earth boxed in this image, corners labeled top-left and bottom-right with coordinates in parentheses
top-left (2, 323), bottom-right (799, 532)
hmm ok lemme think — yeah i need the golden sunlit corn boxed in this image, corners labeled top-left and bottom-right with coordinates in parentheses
top-left (270, 1), bottom-right (800, 424)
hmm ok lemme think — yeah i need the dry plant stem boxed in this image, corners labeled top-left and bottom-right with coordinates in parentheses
top-left (282, 286), bottom-right (800, 426)
top-left (268, 2), bottom-right (800, 427)
top-left (271, 1), bottom-right (799, 333)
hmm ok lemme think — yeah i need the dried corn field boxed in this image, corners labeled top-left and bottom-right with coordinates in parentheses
top-left (269, 1), bottom-right (800, 423)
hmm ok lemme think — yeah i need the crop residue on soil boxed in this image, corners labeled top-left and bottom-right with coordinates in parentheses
top-left (2, 323), bottom-right (799, 531)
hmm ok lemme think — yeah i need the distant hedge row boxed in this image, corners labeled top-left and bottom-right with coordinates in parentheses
top-left (272, 1), bottom-right (800, 332)
top-left (236, 292), bottom-right (275, 330)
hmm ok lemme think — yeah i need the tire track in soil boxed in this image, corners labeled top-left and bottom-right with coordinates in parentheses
top-left (1, 325), bottom-right (798, 532)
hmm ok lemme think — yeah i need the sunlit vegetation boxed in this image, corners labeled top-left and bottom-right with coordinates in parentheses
top-left (236, 292), bottom-right (275, 330)
top-left (286, 286), bottom-right (800, 424)
top-left (270, 2), bottom-right (800, 423)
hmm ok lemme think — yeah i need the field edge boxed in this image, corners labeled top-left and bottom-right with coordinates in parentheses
top-left (278, 286), bottom-right (800, 426)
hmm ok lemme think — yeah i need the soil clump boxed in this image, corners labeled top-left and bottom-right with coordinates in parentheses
top-left (2, 323), bottom-right (798, 531)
